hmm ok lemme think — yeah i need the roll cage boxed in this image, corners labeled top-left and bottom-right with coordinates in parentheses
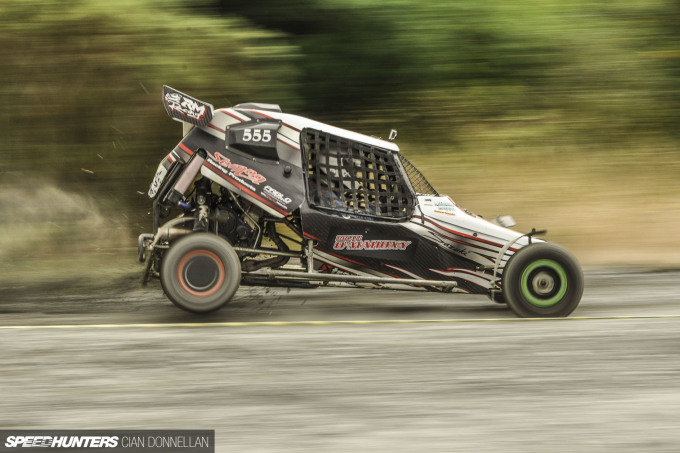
top-left (301, 128), bottom-right (436, 221)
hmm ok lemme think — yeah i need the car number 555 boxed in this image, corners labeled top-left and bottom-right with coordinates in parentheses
top-left (242, 128), bottom-right (272, 143)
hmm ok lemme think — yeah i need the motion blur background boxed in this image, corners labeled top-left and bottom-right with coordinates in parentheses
top-left (1, 0), bottom-right (679, 289)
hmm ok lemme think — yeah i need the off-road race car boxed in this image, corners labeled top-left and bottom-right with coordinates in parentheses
top-left (138, 86), bottom-right (584, 318)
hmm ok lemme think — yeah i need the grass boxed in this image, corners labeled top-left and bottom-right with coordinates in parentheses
top-left (408, 140), bottom-right (680, 268)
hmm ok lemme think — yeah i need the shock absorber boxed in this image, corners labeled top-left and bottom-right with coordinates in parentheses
top-left (164, 148), bottom-right (207, 207)
top-left (193, 177), bottom-right (211, 232)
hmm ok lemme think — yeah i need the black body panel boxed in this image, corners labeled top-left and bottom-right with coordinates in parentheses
top-left (227, 119), bottom-right (282, 161)
top-left (300, 204), bottom-right (487, 295)
top-left (179, 127), bottom-right (305, 216)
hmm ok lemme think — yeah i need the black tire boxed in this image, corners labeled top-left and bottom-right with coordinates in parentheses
top-left (501, 242), bottom-right (583, 318)
top-left (160, 233), bottom-right (241, 313)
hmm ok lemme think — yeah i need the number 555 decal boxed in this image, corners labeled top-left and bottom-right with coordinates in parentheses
top-left (227, 119), bottom-right (282, 161)
top-left (242, 128), bottom-right (272, 143)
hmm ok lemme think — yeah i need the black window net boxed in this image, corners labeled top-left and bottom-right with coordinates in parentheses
top-left (302, 128), bottom-right (415, 220)
top-left (398, 154), bottom-right (439, 196)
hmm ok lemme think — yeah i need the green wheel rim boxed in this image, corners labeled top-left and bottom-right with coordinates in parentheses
top-left (520, 259), bottom-right (568, 308)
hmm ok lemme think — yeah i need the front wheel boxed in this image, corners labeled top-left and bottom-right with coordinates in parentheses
top-left (160, 233), bottom-right (241, 313)
top-left (501, 242), bottom-right (583, 318)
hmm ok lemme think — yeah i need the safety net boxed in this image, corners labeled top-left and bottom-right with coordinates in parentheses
top-left (301, 128), bottom-right (415, 220)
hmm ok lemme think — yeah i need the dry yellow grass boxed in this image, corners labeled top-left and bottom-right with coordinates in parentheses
top-left (1, 144), bottom-right (677, 292)
top-left (412, 145), bottom-right (680, 268)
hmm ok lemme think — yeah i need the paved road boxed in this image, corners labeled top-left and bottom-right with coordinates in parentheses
top-left (1, 270), bottom-right (679, 452)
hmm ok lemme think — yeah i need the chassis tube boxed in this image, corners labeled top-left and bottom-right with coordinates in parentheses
top-left (264, 269), bottom-right (458, 289)
top-left (232, 247), bottom-right (300, 258)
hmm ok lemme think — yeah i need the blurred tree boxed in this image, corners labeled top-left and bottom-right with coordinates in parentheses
top-left (0, 0), bottom-right (299, 228)
top-left (643, 0), bottom-right (680, 135)
top-left (1, 0), bottom-right (680, 236)
top-left (199, 0), bottom-right (568, 142)
top-left (207, 0), bottom-right (414, 118)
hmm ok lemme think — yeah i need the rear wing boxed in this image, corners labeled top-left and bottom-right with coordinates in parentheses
top-left (163, 86), bottom-right (213, 129)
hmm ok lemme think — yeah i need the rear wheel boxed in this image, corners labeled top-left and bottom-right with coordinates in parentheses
top-left (160, 233), bottom-right (241, 313)
top-left (502, 242), bottom-right (583, 318)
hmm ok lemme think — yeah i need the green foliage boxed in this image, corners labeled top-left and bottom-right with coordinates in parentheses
top-left (0, 0), bottom-right (299, 173)
top-left (199, 0), bottom-right (680, 143)
top-left (1, 0), bottom-right (679, 234)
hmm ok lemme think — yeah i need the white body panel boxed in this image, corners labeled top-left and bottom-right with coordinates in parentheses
top-left (411, 195), bottom-right (534, 268)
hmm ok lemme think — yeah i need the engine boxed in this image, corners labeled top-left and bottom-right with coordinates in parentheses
top-left (191, 178), bottom-right (255, 247)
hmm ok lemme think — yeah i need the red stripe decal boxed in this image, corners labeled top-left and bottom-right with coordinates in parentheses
top-left (209, 124), bottom-right (225, 133)
top-left (220, 109), bottom-right (247, 122)
top-left (412, 220), bottom-right (498, 256)
top-left (283, 122), bottom-right (301, 133)
top-left (178, 142), bottom-right (194, 156)
top-left (419, 217), bottom-right (518, 252)
top-left (277, 137), bottom-right (300, 151)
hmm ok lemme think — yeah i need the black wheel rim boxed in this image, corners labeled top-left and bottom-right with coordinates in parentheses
top-left (177, 250), bottom-right (225, 297)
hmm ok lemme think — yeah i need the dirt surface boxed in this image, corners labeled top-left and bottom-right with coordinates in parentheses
top-left (1, 270), bottom-right (679, 452)
top-left (0, 269), bottom-right (678, 324)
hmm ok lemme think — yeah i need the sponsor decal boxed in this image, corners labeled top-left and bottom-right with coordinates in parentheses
top-left (148, 161), bottom-right (168, 198)
top-left (426, 197), bottom-right (456, 215)
top-left (207, 151), bottom-right (267, 186)
top-left (262, 185), bottom-right (292, 208)
top-left (164, 92), bottom-right (208, 122)
top-left (333, 235), bottom-right (412, 251)
top-left (4, 436), bottom-right (119, 448)
top-left (0, 430), bottom-right (214, 453)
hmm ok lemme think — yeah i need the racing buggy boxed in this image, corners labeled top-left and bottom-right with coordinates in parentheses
top-left (138, 86), bottom-right (584, 318)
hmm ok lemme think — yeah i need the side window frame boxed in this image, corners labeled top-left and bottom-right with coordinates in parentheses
top-left (301, 128), bottom-right (415, 220)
